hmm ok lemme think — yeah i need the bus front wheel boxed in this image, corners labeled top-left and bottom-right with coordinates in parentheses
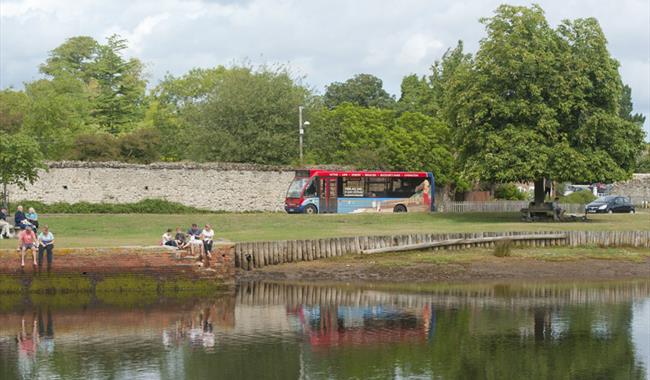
top-left (304, 205), bottom-right (318, 214)
top-left (393, 205), bottom-right (407, 213)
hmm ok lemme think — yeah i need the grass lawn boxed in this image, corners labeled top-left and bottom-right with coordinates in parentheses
top-left (0, 211), bottom-right (648, 248)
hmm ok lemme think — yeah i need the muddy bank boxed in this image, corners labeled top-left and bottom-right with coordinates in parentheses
top-left (237, 257), bottom-right (650, 283)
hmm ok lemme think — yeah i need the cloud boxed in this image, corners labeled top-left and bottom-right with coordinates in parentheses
top-left (1, 0), bottom-right (648, 137)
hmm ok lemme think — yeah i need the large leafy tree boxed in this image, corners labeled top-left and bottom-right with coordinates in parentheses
top-left (39, 35), bottom-right (147, 135)
top-left (188, 65), bottom-right (310, 164)
top-left (151, 67), bottom-right (227, 160)
top-left (323, 74), bottom-right (395, 109)
top-left (22, 76), bottom-right (92, 159)
top-left (91, 35), bottom-right (147, 134)
top-left (452, 5), bottom-right (645, 203)
top-left (0, 134), bottom-right (46, 209)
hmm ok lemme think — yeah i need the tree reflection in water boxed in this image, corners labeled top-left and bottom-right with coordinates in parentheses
top-left (0, 281), bottom-right (646, 379)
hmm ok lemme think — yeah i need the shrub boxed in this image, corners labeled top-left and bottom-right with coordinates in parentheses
top-left (11, 199), bottom-right (213, 214)
top-left (494, 183), bottom-right (528, 200)
top-left (117, 129), bottom-right (161, 164)
top-left (560, 190), bottom-right (596, 205)
top-left (69, 133), bottom-right (119, 161)
top-left (493, 239), bottom-right (512, 257)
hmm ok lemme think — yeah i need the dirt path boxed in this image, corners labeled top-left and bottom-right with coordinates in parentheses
top-left (238, 257), bottom-right (650, 283)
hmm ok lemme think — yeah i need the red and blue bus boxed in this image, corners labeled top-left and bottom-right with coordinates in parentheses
top-left (284, 170), bottom-right (435, 214)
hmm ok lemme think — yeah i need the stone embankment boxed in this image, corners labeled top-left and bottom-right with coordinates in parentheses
top-left (0, 243), bottom-right (235, 293)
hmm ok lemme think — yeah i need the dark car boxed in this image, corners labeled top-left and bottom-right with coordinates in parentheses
top-left (585, 196), bottom-right (635, 214)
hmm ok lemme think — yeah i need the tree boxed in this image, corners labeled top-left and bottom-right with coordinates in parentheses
top-left (91, 35), bottom-right (147, 134)
top-left (452, 5), bottom-right (645, 204)
top-left (619, 84), bottom-right (646, 125)
top-left (189, 65), bottom-right (310, 164)
top-left (0, 89), bottom-right (29, 134)
top-left (151, 67), bottom-right (227, 160)
top-left (0, 134), bottom-right (46, 209)
top-left (323, 74), bottom-right (395, 109)
top-left (40, 36), bottom-right (100, 83)
top-left (397, 41), bottom-right (471, 119)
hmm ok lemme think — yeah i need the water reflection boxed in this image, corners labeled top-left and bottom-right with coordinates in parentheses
top-left (0, 280), bottom-right (647, 379)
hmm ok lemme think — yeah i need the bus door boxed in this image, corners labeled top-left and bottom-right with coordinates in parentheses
top-left (319, 177), bottom-right (338, 213)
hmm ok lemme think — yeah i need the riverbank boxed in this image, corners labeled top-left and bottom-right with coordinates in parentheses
top-left (0, 244), bottom-right (235, 293)
top-left (238, 246), bottom-right (650, 283)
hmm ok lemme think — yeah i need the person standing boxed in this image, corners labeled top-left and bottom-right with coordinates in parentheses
top-left (202, 224), bottom-right (215, 257)
top-left (17, 226), bottom-right (37, 269)
top-left (37, 225), bottom-right (54, 270)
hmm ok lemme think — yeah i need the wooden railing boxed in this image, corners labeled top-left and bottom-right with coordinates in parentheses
top-left (438, 201), bottom-right (585, 213)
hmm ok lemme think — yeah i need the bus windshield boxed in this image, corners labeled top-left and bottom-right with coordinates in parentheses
top-left (286, 177), bottom-right (309, 198)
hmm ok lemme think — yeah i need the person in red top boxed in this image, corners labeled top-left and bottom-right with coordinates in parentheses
top-left (17, 226), bottom-right (37, 269)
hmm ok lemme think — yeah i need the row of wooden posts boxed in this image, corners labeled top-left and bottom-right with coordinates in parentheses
top-left (234, 230), bottom-right (650, 270)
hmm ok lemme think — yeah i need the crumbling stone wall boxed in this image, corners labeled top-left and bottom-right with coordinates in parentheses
top-left (7, 161), bottom-right (297, 212)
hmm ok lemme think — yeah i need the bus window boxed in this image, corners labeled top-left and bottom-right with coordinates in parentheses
top-left (303, 179), bottom-right (318, 198)
top-left (342, 178), bottom-right (364, 197)
top-left (365, 178), bottom-right (389, 198)
top-left (389, 178), bottom-right (422, 197)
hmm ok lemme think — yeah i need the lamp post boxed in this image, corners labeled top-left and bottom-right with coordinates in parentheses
top-left (299, 106), bottom-right (310, 166)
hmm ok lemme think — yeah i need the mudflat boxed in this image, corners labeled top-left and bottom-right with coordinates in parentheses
top-left (238, 255), bottom-right (650, 283)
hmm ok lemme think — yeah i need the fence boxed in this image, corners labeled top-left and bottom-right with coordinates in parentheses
top-left (234, 230), bottom-right (650, 270)
top-left (438, 201), bottom-right (585, 214)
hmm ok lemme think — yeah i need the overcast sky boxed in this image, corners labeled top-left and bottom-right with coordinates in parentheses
top-left (1, 0), bottom-right (648, 137)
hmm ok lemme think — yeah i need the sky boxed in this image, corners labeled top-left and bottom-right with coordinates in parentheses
top-left (1, 0), bottom-right (648, 137)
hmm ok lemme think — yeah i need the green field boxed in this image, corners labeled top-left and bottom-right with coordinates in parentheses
top-left (1, 211), bottom-right (648, 249)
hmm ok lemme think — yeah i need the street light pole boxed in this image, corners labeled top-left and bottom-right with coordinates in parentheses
top-left (299, 106), bottom-right (304, 166)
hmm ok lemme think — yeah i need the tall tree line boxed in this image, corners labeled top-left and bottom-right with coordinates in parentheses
top-left (1, 5), bottom-right (647, 193)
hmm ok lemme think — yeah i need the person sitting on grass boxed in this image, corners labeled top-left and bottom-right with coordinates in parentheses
top-left (0, 207), bottom-right (13, 239)
top-left (202, 224), bottom-right (214, 258)
top-left (26, 207), bottom-right (39, 230)
top-left (17, 225), bottom-right (37, 270)
top-left (14, 205), bottom-right (32, 230)
top-left (37, 225), bottom-right (54, 271)
top-left (175, 227), bottom-right (188, 249)
top-left (162, 228), bottom-right (177, 248)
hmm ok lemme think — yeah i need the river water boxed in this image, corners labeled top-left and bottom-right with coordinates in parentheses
top-left (0, 280), bottom-right (648, 379)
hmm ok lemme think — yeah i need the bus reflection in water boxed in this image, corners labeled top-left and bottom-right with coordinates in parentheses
top-left (286, 304), bottom-right (436, 348)
top-left (285, 170), bottom-right (436, 214)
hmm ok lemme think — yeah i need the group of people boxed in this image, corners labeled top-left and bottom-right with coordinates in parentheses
top-left (0, 205), bottom-right (54, 270)
top-left (162, 224), bottom-right (215, 259)
top-left (1, 205), bottom-right (40, 237)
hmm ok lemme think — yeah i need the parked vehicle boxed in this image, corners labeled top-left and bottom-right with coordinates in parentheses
top-left (563, 184), bottom-right (591, 196)
top-left (585, 196), bottom-right (635, 214)
top-left (284, 170), bottom-right (435, 214)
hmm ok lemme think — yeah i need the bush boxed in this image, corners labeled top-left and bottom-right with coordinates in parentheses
top-left (117, 129), bottom-right (161, 164)
top-left (560, 190), bottom-right (596, 205)
top-left (70, 133), bottom-right (119, 161)
top-left (493, 239), bottom-right (512, 257)
top-left (11, 199), bottom-right (213, 214)
top-left (494, 183), bottom-right (528, 200)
